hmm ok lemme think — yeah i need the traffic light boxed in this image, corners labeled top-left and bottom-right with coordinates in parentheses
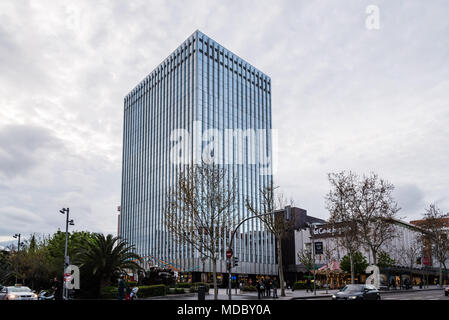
top-left (233, 256), bottom-right (239, 267)
top-left (416, 257), bottom-right (421, 265)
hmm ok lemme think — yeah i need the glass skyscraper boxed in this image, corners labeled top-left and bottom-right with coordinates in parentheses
top-left (120, 30), bottom-right (276, 279)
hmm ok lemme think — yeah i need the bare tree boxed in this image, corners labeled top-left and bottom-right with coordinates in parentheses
top-left (246, 183), bottom-right (294, 297)
top-left (164, 163), bottom-right (237, 299)
top-left (419, 204), bottom-right (449, 287)
top-left (326, 171), bottom-right (361, 284)
top-left (396, 237), bottom-right (422, 283)
top-left (321, 240), bottom-right (338, 292)
top-left (354, 173), bottom-right (400, 265)
top-left (297, 248), bottom-right (315, 273)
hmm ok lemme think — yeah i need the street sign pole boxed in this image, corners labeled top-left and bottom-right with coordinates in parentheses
top-left (226, 249), bottom-right (233, 300)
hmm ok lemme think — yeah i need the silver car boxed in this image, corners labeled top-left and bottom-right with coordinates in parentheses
top-left (0, 286), bottom-right (38, 300)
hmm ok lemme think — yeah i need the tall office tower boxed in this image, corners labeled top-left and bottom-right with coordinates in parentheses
top-left (120, 30), bottom-right (275, 281)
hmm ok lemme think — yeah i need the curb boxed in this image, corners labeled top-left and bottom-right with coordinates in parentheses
top-left (291, 287), bottom-right (443, 300)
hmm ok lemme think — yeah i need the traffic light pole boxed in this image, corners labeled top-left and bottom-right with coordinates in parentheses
top-left (227, 212), bottom-right (273, 300)
top-left (13, 233), bottom-right (21, 285)
top-left (60, 208), bottom-right (74, 300)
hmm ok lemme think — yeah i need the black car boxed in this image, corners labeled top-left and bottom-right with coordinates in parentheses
top-left (332, 284), bottom-right (381, 300)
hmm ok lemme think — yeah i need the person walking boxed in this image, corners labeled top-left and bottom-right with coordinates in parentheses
top-left (118, 275), bottom-right (126, 300)
top-left (256, 280), bottom-right (262, 300)
top-left (266, 279), bottom-right (271, 297)
top-left (52, 277), bottom-right (62, 300)
top-left (306, 276), bottom-right (312, 293)
top-left (272, 278), bottom-right (278, 299)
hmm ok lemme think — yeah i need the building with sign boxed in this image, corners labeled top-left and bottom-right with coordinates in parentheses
top-left (283, 214), bottom-right (448, 287)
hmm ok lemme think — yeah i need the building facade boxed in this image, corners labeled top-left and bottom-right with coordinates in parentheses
top-left (120, 30), bottom-right (276, 281)
top-left (290, 218), bottom-right (447, 286)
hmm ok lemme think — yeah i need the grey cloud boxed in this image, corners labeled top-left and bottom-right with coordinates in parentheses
top-left (0, 0), bottom-right (448, 240)
top-left (0, 124), bottom-right (62, 178)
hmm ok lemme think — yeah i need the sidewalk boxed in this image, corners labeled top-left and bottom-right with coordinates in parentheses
top-left (144, 285), bottom-right (443, 300)
top-left (291, 285), bottom-right (442, 299)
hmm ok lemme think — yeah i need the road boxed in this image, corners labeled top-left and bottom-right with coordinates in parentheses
top-left (306, 290), bottom-right (448, 300)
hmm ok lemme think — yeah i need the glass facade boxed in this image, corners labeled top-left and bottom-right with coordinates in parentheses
top-left (120, 30), bottom-right (276, 275)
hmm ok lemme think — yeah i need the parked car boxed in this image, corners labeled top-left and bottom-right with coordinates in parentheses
top-left (0, 285), bottom-right (38, 300)
top-left (332, 284), bottom-right (381, 300)
top-left (444, 287), bottom-right (449, 296)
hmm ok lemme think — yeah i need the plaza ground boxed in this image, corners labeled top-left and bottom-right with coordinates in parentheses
top-left (143, 285), bottom-right (446, 300)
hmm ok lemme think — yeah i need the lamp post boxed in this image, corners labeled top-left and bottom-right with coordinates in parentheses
top-left (305, 222), bottom-right (317, 295)
top-left (227, 212), bottom-right (273, 300)
top-left (60, 208), bottom-right (74, 300)
top-left (13, 233), bottom-right (21, 285)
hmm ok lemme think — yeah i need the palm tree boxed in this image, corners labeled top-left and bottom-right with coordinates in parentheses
top-left (74, 234), bottom-right (141, 297)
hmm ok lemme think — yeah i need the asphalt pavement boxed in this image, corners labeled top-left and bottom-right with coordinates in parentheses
top-left (304, 289), bottom-right (448, 300)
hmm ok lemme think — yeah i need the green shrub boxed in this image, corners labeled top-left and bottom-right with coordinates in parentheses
top-left (292, 281), bottom-right (307, 291)
top-left (167, 287), bottom-right (185, 294)
top-left (138, 284), bottom-right (167, 297)
top-left (176, 282), bottom-right (192, 289)
top-left (189, 282), bottom-right (210, 293)
top-left (241, 285), bottom-right (257, 292)
top-left (100, 286), bottom-right (118, 299)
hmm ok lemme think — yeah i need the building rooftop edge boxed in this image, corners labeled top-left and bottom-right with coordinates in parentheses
top-left (124, 29), bottom-right (271, 100)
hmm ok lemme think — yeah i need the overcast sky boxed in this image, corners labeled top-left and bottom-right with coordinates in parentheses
top-left (1, 0), bottom-right (448, 244)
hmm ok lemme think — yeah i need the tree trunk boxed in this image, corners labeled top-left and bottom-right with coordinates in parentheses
top-left (349, 253), bottom-right (355, 284)
top-left (212, 258), bottom-right (218, 300)
top-left (277, 237), bottom-right (286, 297)
top-left (439, 264), bottom-right (443, 288)
top-left (98, 277), bottom-right (104, 299)
top-left (371, 248), bottom-right (377, 266)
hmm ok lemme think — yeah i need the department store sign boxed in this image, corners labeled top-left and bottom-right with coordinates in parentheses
top-left (312, 224), bottom-right (349, 239)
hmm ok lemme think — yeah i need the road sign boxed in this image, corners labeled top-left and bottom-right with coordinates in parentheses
top-left (314, 242), bottom-right (323, 255)
top-left (226, 249), bottom-right (233, 259)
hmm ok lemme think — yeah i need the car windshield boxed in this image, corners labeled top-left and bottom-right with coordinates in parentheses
top-left (340, 285), bottom-right (364, 293)
top-left (8, 286), bottom-right (32, 293)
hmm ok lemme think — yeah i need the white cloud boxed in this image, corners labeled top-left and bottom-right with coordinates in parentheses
top-left (0, 0), bottom-right (448, 240)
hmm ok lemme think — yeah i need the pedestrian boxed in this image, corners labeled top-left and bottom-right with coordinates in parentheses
top-left (272, 278), bottom-right (278, 299)
top-left (265, 278), bottom-right (270, 297)
top-left (306, 276), bottom-right (311, 293)
top-left (118, 275), bottom-right (126, 300)
top-left (52, 277), bottom-right (62, 300)
top-left (256, 280), bottom-right (262, 299)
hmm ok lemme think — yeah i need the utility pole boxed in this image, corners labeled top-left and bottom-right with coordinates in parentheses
top-left (306, 222), bottom-right (317, 295)
top-left (13, 233), bottom-right (21, 285)
top-left (227, 212), bottom-right (273, 300)
top-left (60, 208), bottom-right (74, 300)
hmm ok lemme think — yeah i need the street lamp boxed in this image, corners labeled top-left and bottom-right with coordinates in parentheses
top-left (60, 207), bottom-right (74, 300)
top-left (13, 233), bottom-right (21, 285)
top-left (304, 222), bottom-right (319, 296)
top-left (227, 212), bottom-right (274, 300)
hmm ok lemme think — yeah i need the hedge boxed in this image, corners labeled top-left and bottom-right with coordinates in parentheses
top-left (292, 281), bottom-right (307, 291)
top-left (101, 284), bottom-right (168, 299)
top-left (176, 282), bottom-right (192, 289)
top-left (168, 287), bottom-right (185, 294)
top-left (189, 282), bottom-right (210, 293)
top-left (241, 285), bottom-right (257, 292)
top-left (292, 281), bottom-right (323, 291)
top-left (138, 284), bottom-right (167, 297)
top-left (101, 286), bottom-right (118, 299)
